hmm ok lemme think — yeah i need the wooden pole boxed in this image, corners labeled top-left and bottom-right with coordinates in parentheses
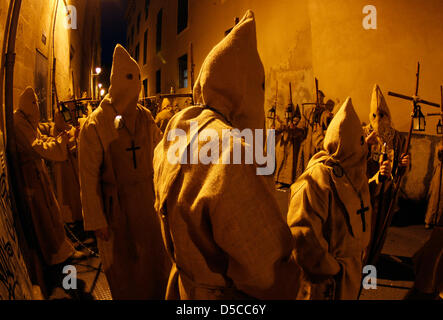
top-left (366, 62), bottom-right (420, 266)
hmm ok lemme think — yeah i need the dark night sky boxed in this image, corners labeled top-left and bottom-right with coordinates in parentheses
top-left (100, 0), bottom-right (128, 87)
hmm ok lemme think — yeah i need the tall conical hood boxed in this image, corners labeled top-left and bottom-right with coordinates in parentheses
top-left (369, 84), bottom-right (392, 134)
top-left (108, 44), bottom-right (141, 114)
top-left (160, 98), bottom-right (173, 111)
top-left (17, 87), bottom-right (40, 128)
top-left (193, 10), bottom-right (265, 130)
top-left (324, 97), bottom-right (368, 187)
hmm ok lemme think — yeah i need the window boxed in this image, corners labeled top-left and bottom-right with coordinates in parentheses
top-left (135, 43), bottom-right (140, 62)
top-left (137, 13), bottom-right (141, 34)
top-left (156, 9), bottom-right (163, 53)
top-left (143, 29), bottom-right (148, 65)
top-left (143, 79), bottom-right (148, 98)
top-left (177, 0), bottom-right (188, 34)
top-left (145, 0), bottom-right (150, 20)
top-left (178, 54), bottom-right (188, 88)
top-left (156, 69), bottom-right (161, 93)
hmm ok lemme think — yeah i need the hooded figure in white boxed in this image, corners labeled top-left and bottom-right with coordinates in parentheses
top-left (79, 44), bottom-right (170, 299)
top-left (288, 98), bottom-right (372, 300)
top-left (13, 87), bottom-right (75, 266)
top-left (363, 84), bottom-right (409, 266)
top-left (153, 10), bottom-right (302, 300)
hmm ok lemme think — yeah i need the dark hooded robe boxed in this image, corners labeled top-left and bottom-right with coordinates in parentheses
top-left (155, 98), bottom-right (176, 133)
top-left (288, 98), bottom-right (372, 300)
top-left (79, 44), bottom-right (170, 299)
top-left (363, 84), bottom-right (407, 264)
top-left (274, 113), bottom-right (306, 187)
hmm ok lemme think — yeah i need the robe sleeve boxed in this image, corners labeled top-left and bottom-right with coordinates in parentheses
top-left (38, 122), bottom-right (54, 136)
top-left (287, 170), bottom-right (342, 281)
top-left (16, 116), bottom-right (68, 162)
top-left (152, 118), bottom-right (163, 146)
top-left (144, 106), bottom-right (163, 145)
top-left (210, 161), bottom-right (301, 300)
top-left (79, 121), bottom-right (107, 231)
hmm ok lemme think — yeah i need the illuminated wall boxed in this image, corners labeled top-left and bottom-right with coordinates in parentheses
top-left (0, 0), bottom-right (101, 300)
top-left (12, 0), bottom-right (101, 121)
top-left (126, 0), bottom-right (442, 201)
top-left (309, 0), bottom-right (443, 135)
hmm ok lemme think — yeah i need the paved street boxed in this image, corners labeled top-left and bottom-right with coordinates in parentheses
top-left (45, 188), bottom-right (434, 301)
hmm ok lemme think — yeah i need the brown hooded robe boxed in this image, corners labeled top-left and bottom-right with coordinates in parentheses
top-left (363, 84), bottom-right (407, 264)
top-left (13, 87), bottom-right (74, 265)
top-left (51, 115), bottom-right (83, 223)
top-left (153, 11), bottom-right (302, 300)
top-left (288, 98), bottom-right (372, 300)
top-left (274, 120), bottom-right (306, 186)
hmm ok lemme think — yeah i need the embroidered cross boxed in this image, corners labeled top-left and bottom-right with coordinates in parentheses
top-left (357, 199), bottom-right (369, 232)
top-left (126, 140), bottom-right (141, 169)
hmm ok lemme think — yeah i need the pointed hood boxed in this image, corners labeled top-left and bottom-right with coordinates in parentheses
top-left (193, 10), bottom-right (265, 130)
top-left (369, 84), bottom-right (392, 134)
top-left (17, 87), bottom-right (40, 128)
top-left (308, 97), bottom-right (368, 191)
top-left (324, 97), bottom-right (368, 174)
top-left (108, 44), bottom-right (141, 114)
top-left (160, 98), bottom-right (173, 111)
top-left (307, 98), bottom-right (372, 239)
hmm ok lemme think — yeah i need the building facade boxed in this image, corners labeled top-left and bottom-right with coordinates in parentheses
top-left (125, 0), bottom-right (443, 204)
top-left (0, 0), bottom-right (101, 300)
top-left (1, 0), bottom-right (101, 126)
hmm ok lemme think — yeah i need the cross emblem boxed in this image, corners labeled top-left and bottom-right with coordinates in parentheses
top-left (357, 199), bottom-right (369, 232)
top-left (126, 140), bottom-right (141, 169)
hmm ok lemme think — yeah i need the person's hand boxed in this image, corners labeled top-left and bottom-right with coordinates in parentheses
top-left (365, 131), bottom-right (378, 146)
top-left (380, 159), bottom-right (392, 178)
top-left (59, 130), bottom-right (69, 145)
top-left (74, 125), bottom-right (80, 140)
top-left (95, 228), bottom-right (110, 241)
top-left (399, 153), bottom-right (410, 167)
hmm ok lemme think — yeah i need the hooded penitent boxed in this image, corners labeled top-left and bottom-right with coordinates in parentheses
top-left (274, 119), bottom-right (305, 187)
top-left (13, 87), bottom-right (74, 265)
top-left (108, 44), bottom-right (141, 114)
top-left (153, 10), bottom-right (302, 300)
top-left (363, 84), bottom-right (407, 267)
top-left (288, 97), bottom-right (372, 300)
top-left (52, 111), bottom-right (83, 223)
top-left (155, 98), bottom-right (175, 132)
top-left (79, 44), bottom-right (169, 299)
top-left (369, 84), bottom-right (395, 148)
top-left (193, 10), bottom-right (265, 131)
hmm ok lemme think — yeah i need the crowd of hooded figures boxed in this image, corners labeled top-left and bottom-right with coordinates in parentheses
top-left (13, 10), bottom-right (442, 300)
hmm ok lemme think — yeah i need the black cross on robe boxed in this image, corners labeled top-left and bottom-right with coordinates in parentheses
top-left (126, 140), bottom-right (141, 169)
top-left (357, 199), bottom-right (369, 232)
